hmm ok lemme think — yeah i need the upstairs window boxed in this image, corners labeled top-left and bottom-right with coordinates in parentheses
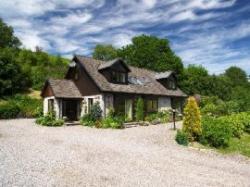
top-left (112, 71), bottom-right (126, 83)
top-left (168, 80), bottom-right (176, 90)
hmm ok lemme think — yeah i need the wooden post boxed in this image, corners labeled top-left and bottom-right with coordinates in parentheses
top-left (173, 109), bottom-right (176, 130)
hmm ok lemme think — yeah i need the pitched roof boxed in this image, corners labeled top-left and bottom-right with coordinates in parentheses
top-left (155, 71), bottom-right (174, 80)
top-left (46, 79), bottom-right (82, 98)
top-left (98, 58), bottom-right (131, 72)
top-left (74, 55), bottom-right (187, 97)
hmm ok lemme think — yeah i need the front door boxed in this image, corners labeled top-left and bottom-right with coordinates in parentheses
top-left (125, 99), bottom-right (133, 121)
top-left (63, 100), bottom-right (78, 121)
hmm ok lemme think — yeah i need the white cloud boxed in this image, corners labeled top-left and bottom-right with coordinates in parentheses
top-left (1, 0), bottom-right (248, 74)
top-left (16, 30), bottom-right (50, 50)
top-left (49, 11), bottom-right (92, 26)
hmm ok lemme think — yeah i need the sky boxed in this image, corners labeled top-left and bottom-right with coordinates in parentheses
top-left (0, 0), bottom-right (249, 74)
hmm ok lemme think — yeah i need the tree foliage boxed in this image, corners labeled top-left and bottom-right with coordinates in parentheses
top-left (183, 96), bottom-right (202, 141)
top-left (0, 18), bottom-right (21, 48)
top-left (93, 44), bottom-right (118, 61)
top-left (225, 66), bottom-right (248, 86)
top-left (92, 35), bottom-right (184, 75)
top-left (0, 18), bottom-right (69, 97)
top-left (0, 48), bottom-right (31, 96)
top-left (118, 35), bottom-right (183, 74)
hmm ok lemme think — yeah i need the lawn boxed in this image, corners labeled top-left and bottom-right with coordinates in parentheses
top-left (219, 133), bottom-right (250, 157)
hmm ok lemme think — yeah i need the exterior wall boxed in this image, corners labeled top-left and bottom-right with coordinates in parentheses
top-left (42, 84), bottom-right (54, 97)
top-left (81, 94), bottom-right (105, 117)
top-left (43, 96), bottom-right (61, 119)
top-left (104, 93), bottom-right (114, 117)
top-left (158, 97), bottom-right (172, 112)
top-left (66, 62), bottom-right (100, 96)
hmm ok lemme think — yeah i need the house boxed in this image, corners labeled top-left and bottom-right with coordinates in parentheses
top-left (41, 55), bottom-right (187, 121)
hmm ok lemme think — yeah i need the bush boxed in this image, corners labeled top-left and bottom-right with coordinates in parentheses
top-left (0, 103), bottom-right (20, 119)
top-left (183, 96), bottom-right (202, 141)
top-left (80, 113), bottom-right (95, 127)
top-left (200, 117), bottom-right (232, 147)
top-left (239, 112), bottom-right (250, 133)
top-left (145, 111), bottom-right (170, 123)
top-left (36, 112), bottom-right (64, 126)
top-left (0, 94), bottom-right (42, 119)
top-left (219, 115), bottom-right (244, 138)
top-left (9, 95), bottom-right (42, 118)
top-left (101, 112), bottom-right (124, 129)
top-left (145, 112), bottom-right (158, 122)
top-left (175, 130), bottom-right (189, 146)
top-left (90, 102), bottom-right (102, 121)
top-left (201, 96), bottom-right (240, 117)
top-left (135, 97), bottom-right (144, 121)
top-left (80, 102), bottom-right (102, 127)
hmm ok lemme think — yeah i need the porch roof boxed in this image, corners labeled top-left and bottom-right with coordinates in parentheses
top-left (43, 79), bottom-right (82, 99)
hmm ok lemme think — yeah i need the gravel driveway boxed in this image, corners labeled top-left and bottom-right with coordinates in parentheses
top-left (0, 119), bottom-right (249, 187)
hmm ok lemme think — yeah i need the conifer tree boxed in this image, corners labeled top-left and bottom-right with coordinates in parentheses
top-left (183, 96), bottom-right (202, 140)
top-left (135, 97), bottom-right (144, 121)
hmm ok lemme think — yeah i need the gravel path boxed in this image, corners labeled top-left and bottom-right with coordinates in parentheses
top-left (0, 119), bottom-right (249, 187)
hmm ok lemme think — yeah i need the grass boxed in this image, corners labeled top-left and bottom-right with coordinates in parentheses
top-left (189, 133), bottom-right (250, 158)
top-left (219, 133), bottom-right (250, 157)
top-left (26, 90), bottom-right (41, 99)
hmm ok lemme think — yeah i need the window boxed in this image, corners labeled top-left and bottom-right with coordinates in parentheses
top-left (147, 99), bottom-right (158, 112)
top-left (48, 99), bottom-right (54, 112)
top-left (112, 71), bottom-right (126, 83)
top-left (88, 98), bottom-right (93, 113)
top-left (168, 80), bottom-right (176, 90)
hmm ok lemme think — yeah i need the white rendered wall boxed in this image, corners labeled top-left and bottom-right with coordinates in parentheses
top-left (81, 94), bottom-right (105, 117)
top-left (43, 96), bottom-right (60, 119)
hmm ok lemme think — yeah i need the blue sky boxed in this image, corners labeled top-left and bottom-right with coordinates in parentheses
top-left (0, 0), bottom-right (249, 74)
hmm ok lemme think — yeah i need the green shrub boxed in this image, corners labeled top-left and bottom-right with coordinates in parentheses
top-left (80, 102), bottom-right (102, 127)
top-left (0, 103), bottom-right (20, 119)
top-left (80, 113), bottom-right (95, 127)
top-left (36, 112), bottom-right (64, 126)
top-left (200, 117), bottom-right (232, 147)
top-left (145, 111), bottom-right (170, 123)
top-left (135, 97), bottom-right (144, 121)
top-left (235, 112), bottom-right (250, 133)
top-left (183, 96), bottom-right (202, 141)
top-left (201, 96), bottom-right (240, 117)
top-left (9, 95), bottom-right (42, 118)
top-left (101, 115), bottom-right (124, 129)
top-left (90, 102), bottom-right (102, 121)
top-left (158, 110), bottom-right (170, 123)
top-left (0, 94), bottom-right (42, 119)
top-left (219, 115), bottom-right (244, 138)
top-left (175, 130), bottom-right (189, 146)
top-left (145, 112), bottom-right (158, 122)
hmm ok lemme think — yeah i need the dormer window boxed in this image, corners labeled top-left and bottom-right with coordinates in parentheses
top-left (168, 79), bottom-right (176, 90)
top-left (112, 71), bottom-right (126, 83)
top-left (155, 71), bottom-right (177, 90)
top-left (98, 58), bottom-right (130, 84)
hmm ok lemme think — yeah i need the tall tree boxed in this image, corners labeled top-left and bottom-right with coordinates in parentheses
top-left (117, 35), bottom-right (183, 74)
top-left (179, 65), bottom-right (209, 95)
top-left (0, 18), bottom-right (21, 48)
top-left (92, 44), bottom-right (118, 61)
top-left (224, 66), bottom-right (248, 86)
top-left (0, 48), bottom-right (30, 96)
